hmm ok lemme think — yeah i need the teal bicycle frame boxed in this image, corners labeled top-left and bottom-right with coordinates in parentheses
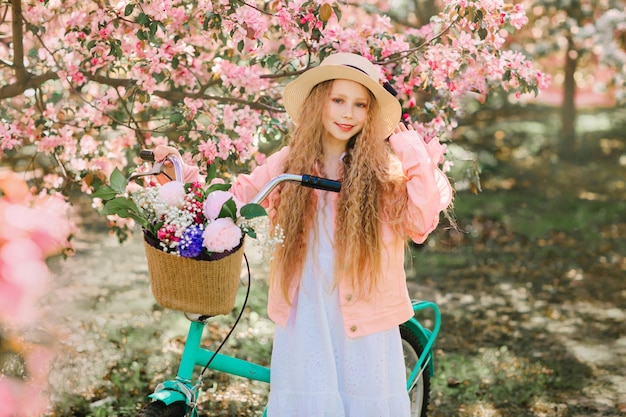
top-left (147, 300), bottom-right (440, 416)
top-left (404, 300), bottom-right (441, 390)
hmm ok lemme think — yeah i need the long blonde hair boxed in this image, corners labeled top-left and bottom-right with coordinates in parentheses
top-left (270, 80), bottom-right (407, 302)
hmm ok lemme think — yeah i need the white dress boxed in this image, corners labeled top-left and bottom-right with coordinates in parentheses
top-left (267, 195), bottom-right (410, 417)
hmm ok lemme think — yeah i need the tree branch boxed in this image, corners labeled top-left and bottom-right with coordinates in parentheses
top-left (88, 73), bottom-right (282, 111)
top-left (11, 0), bottom-right (26, 84)
top-left (375, 16), bottom-right (461, 65)
top-left (0, 71), bottom-right (58, 99)
top-left (0, 68), bottom-right (283, 113)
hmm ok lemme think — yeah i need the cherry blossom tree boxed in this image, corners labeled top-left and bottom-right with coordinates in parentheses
top-left (514, 0), bottom-right (626, 146)
top-left (1, 0), bottom-right (548, 235)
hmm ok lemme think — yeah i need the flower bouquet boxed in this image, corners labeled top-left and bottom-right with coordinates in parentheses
top-left (94, 167), bottom-right (266, 316)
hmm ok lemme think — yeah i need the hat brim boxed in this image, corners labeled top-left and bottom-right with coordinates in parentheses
top-left (283, 65), bottom-right (401, 139)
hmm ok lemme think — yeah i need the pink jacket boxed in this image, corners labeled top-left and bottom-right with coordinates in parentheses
top-left (231, 131), bottom-right (452, 337)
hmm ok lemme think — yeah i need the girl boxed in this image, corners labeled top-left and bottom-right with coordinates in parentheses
top-left (155, 52), bottom-right (452, 417)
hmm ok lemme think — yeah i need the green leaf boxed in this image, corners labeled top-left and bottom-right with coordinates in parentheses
top-left (137, 12), bottom-right (150, 26)
top-left (207, 182), bottom-right (231, 193)
top-left (202, 14), bottom-right (210, 31)
top-left (109, 42), bottom-right (122, 58)
top-left (218, 198), bottom-right (238, 219)
top-left (206, 163), bottom-right (217, 182)
top-left (153, 71), bottom-right (166, 83)
top-left (240, 203), bottom-right (267, 219)
top-left (127, 212), bottom-right (149, 228)
top-left (149, 21), bottom-right (158, 37)
top-left (110, 167), bottom-right (128, 194)
top-left (92, 185), bottom-right (118, 200)
top-left (101, 197), bottom-right (140, 218)
top-left (169, 112), bottom-right (184, 124)
top-left (124, 3), bottom-right (135, 16)
top-left (237, 40), bottom-right (244, 53)
top-left (333, 5), bottom-right (342, 21)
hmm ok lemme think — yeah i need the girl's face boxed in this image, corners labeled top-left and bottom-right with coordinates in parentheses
top-left (321, 79), bottom-right (370, 146)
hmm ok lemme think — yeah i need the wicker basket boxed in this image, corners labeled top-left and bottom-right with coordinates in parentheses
top-left (143, 231), bottom-right (244, 316)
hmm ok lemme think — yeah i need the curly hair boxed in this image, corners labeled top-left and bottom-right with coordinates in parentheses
top-left (270, 80), bottom-right (407, 302)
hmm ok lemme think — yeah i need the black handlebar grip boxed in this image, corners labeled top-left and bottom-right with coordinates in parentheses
top-left (139, 149), bottom-right (155, 161)
top-left (301, 175), bottom-right (341, 193)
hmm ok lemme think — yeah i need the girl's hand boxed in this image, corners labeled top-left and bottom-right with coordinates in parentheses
top-left (153, 145), bottom-right (181, 184)
top-left (154, 145), bottom-right (181, 163)
top-left (393, 122), bottom-right (414, 135)
top-left (152, 146), bottom-right (203, 184)
top-left (393, 122), bottom-right (435, 144)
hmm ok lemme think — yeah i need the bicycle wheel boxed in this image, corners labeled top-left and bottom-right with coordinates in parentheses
top-left (400, 324), bottom-right (431, 417)
top-left (135, 400), bottom-right (186, 417)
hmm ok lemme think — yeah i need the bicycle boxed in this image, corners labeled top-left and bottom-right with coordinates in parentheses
top-left (130, 152), bottom-right (441, 417)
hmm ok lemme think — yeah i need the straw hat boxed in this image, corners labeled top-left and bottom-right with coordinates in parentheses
top-left (283, 53), bottom-right (401, 138)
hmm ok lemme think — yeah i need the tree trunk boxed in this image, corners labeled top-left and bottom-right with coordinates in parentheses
top-left (560, 34), bottom-right (578, 156)
top-left (413, 0), bottom-right (439, 25)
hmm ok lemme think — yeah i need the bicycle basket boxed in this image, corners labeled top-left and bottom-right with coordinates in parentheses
top-left (143, 231), bottom-right (244, 316)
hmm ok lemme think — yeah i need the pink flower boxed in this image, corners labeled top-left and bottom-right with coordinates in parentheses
top-left (202, 190), bottom-right (240, 220)
top-left (0, 172), bottom-right (30, 203)
top-left (0, 239), bottom-right (49, 323)
top-left (158, 181), bottom-right (186, 206)
top-left (0, 380), bottom-right (19, 415)
top-left (157, 224), bottom-right (180, 243)
top-left (202, 217), bottom-right (243, 253)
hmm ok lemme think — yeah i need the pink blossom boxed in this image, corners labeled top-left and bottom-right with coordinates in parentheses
top-left (79, 134), bottom-right (98, 154)
top-left (203, 190), bottom-right (240, 220)
top-left (202, 217), bottom-right (243, 253)
top-left (0, 380), bottom-right (19, 415)
top-left (198, 139), bottom-right (218, 163)
top-left (158, 181), bottom-right (186, 206)
top-left (0, 172), bottom-right (30, 203)
top-left (157, 224), bottom-right (180, 243)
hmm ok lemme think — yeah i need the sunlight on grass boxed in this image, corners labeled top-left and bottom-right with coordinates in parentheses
top-left (431, 346), bottom-right (556, 417)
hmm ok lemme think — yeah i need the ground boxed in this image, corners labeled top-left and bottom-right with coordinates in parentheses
top-left (43, 107), bottom-right (625, 417)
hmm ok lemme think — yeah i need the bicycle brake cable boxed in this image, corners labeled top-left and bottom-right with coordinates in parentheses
top-left (198, 252), bottom-right (252, 378)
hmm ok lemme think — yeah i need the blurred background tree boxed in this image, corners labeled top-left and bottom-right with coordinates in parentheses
top-left (514, 0), bottom-right (625, 155)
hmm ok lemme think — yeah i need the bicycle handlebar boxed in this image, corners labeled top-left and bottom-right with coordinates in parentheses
top-left (136, 149), bottom-right (342, 203)
top-left (139, 149), bottom-right (156, 162)
top-left (249, 174), bottom-right (341, 205)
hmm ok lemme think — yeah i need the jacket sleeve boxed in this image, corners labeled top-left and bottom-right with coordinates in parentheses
top-left (388, 131), bottom-right (453, 244)
top-left (231, 147), bottom-right (290, 206)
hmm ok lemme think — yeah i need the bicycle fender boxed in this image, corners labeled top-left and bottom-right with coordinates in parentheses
top-left (402, 318), bottom-right (436, 377)
top-left (148, 388), bottom-right (188, 406)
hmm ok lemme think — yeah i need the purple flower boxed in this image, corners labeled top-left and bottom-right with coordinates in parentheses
top-left (178, 225), bottom-right (204, 258)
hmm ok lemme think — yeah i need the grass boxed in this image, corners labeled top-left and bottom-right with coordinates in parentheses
top-left (451, 188), bottom-right (626, 240)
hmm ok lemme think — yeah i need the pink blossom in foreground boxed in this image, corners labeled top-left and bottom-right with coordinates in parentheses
top-left (203, 217), bottom-right (243, 253)
top-left (0, 171), bottom-right (74, 415)
top-left (158, 181), bottom-right (186, 207)
top-left (203, 190), bottom-right (240, 220)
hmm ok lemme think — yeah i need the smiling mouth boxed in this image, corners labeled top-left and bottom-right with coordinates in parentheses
top-left (336, 123), bottom-right (354, 131)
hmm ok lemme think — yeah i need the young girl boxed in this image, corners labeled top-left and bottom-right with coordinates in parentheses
top-left (154, 52), bottom-right (452, 417)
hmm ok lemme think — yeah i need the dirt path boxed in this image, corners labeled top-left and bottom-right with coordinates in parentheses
top-left (44, 229), bottom-right (170, 405)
